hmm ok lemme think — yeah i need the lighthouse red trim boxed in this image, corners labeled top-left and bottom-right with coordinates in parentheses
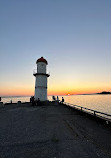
top-left (36, 57), bottom-right (48, 65)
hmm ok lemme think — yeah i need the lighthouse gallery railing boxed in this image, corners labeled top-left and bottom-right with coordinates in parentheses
top-left (33, 69), bottom-right (50, 76)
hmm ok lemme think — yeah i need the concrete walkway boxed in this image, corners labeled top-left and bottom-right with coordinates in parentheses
top-left (0, 103), bottom-right (111, 158)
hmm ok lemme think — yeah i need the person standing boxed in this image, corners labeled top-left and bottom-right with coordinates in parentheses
top-left (57, 96), bottom-right (59, 101)
top-left (52, 96), bottom-right (56, 101)
top-left (32, 96), bottom-right (35, 106)
top-left (62, 97), bottom-right (64, 103)
top-left (37, 98), bottom-right (40, 106)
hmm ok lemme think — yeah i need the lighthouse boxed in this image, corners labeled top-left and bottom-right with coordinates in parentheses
top-left (33, 57), bottom-right (50, 101)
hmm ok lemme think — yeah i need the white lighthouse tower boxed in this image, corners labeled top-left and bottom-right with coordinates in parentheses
top-left (33, 57), bottom-right (50, 101)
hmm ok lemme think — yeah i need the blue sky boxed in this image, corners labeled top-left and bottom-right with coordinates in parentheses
top-left (0, 0), bottom-right (111, 96)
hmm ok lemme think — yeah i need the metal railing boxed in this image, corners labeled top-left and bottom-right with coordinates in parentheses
top-left (33, 69), bottom-right (50, 76)
top-left (33, 69), bottom-right (37, 75)
top-left (63, 102), bottom-right (111, 121)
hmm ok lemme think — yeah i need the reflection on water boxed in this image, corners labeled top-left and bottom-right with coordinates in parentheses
top-left (49, 95), bottom-right (111, 115)
top-left (62, 95), bottom-right (111, 115)
top-left (1, 95), bottom-right (111, 115)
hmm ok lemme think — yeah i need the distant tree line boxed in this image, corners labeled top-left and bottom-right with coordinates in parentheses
top-left (97, 91), bottom-right (111, 94)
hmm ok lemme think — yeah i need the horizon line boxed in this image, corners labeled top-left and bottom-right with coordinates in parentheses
top-left (1, 92), bottom-right (109, 98)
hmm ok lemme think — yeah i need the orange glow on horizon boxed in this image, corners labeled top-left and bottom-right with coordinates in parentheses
top-left (1, 87), bottom-right (111, 96)
top-left (48, 86), bottom-right (111, 96)
top-left (0, 87), bottom-right (34, 97)
top-left (0, 84), bottom-right (111, 96)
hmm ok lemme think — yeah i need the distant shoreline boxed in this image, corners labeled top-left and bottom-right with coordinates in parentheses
top-left (74, 91), bottom-right (111, 95)
top-left (97, 92), bottom-right (111, 95)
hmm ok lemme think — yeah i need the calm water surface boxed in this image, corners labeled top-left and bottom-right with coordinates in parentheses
top-left (60, 95), bottom-right (111, 115)
top-left (1, 95), bottom-right (111, 115)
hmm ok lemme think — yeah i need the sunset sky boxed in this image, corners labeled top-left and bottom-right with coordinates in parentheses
top-left (0, 0), bottom-right (111, 96)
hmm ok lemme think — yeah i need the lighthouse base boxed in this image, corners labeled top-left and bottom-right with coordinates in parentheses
top-left (34, 88), bottom-right (47, 101)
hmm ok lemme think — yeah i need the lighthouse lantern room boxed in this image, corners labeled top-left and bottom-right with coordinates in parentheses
top-left (33, 57), bottom-right (50, 101)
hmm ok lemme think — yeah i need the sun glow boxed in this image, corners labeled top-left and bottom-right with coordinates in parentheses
top-left (1, 87), bottom-right (110, 97)
top-left (0, 79), bottom-right (111, 97)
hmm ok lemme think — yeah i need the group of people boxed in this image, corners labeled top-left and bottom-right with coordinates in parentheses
top-left (52, 96), bottom-right (64, 103)
top-left (30, 96), bottom-right (65, 106)
top-left (30, 96), bottom-right (40, 106)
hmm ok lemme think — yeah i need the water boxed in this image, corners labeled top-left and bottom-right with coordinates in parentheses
top-left (1, 95), bottom-right (111, 115)
top-left (1, 96), bottom-right (30, 104)
top-left (59, 95), bottom-right (111, 115)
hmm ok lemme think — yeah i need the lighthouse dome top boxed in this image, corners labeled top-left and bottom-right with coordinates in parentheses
top-left (36, 57), bottom-right (48, 65)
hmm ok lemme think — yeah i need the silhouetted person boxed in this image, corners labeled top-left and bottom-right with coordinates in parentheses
top-left (37, 98), bottom-right (40, 106)
top-left (0, 97), bottom-right (1, 102)
top-left (30, 96), bottom-right (32, 103)
top-left (62, 97), bottom-right (64, 103)
top-left (52, 96), bottom-right (56, 101)
top-left (31, 96), bottom-right (35, 106)
top-left (57, 96), bottom-right (59, 103)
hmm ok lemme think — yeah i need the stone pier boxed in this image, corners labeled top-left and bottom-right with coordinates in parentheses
top-left (0, 102), bottom-right (111, 158)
